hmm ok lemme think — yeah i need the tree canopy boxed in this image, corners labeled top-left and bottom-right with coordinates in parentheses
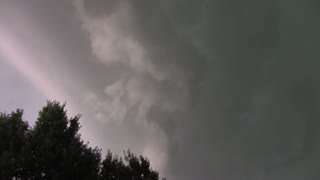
top-left (0, 101), bottom-right (165, 180)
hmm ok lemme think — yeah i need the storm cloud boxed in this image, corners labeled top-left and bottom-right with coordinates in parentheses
top-left (74, 0), bottom-right (320, 179)
top-left (1, 0), bottom-right (320, 179)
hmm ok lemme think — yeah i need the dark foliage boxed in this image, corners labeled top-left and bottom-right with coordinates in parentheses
top-left (0, 101), bottom-right (165, 180)
top-left (0, 109), bottom-right (28, 179)
top-left (100, 150), bottom-right (160, 180)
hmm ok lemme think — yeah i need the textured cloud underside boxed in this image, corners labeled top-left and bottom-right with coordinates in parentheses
top-left (73, 0), bottom-right (320, 179)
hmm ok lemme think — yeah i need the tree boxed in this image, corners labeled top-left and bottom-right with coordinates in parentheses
top-left (0, 109), bottom-right (29, 179)
top-left (100, 151), bottom-right (129, 180)
top-left (27, 101), bottom-right (101, 179)
top-left (0, 101), bottom-right (166, 179)
top-left (100, 150), bottom-right (160, 180)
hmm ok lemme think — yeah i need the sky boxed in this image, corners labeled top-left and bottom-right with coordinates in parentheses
top-left (1, 0), bottom-right (320, 179)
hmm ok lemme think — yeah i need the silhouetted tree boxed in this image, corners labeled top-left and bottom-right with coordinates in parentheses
top-left (0, 101), bottom-right (165, 180)
top-left (100, 150), bottom-right (160, 180)
top-left (27, 101), bottom-right (101, 179)
top-left (0, 109), bottom-right (28, 179)
top-left (100, 151), bottom-right (129, 180)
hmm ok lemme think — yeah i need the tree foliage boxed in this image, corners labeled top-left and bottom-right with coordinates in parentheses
top-left (0, 109), bottom-right (28, 179)
top-left (100, 150), bottom-right (160, 180)
top-left (0, 101), bottom-right (165, 180)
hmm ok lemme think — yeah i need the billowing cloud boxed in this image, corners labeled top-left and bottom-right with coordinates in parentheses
top-left (73, 0), bottom-right (320, 179)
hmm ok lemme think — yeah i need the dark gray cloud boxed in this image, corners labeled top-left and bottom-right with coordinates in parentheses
top-left (76, 0), bottom-right (320, 179)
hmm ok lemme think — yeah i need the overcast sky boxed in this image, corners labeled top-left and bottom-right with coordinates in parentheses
top-left (1, 0), bottom-right (320, 179)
